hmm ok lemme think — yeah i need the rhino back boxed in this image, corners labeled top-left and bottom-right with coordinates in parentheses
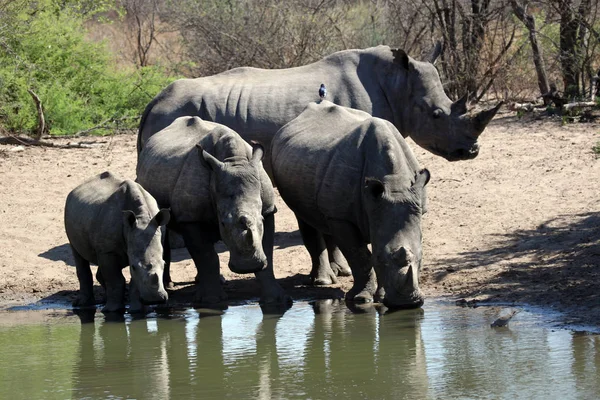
top-left (64, 172), bottom-right (127, 264)
top-left (137, 117), bottom-right (238, 224)
top-left (139, 47), bottom-right (396, 149)
top-left (272, 103), bottom-right (369, 232)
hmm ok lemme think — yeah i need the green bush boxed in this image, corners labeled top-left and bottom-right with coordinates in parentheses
top-left (0, 2), bottom-right (176, 136)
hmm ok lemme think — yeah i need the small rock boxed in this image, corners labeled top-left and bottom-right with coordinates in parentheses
top-left (9, 145), bottom-right (25, 152)
top-left (491, 307), bottom-right (520, 328)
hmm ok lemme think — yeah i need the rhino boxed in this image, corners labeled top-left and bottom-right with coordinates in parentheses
top-left (136, 116), bottom-right (290, 305)
top-left (271, 102), bottom-right (430, 308)
top-left (64, 171), bottom-right (170, 313)
top-left (138, 45), bottom-right (502, 164)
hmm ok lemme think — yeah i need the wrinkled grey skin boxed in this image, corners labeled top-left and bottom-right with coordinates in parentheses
top-left (138, 45), bottom-right (502, 165)
top-left (136, 116), bottom-right (290, 305)
top-left (137, 45), bottom-right (501, 286)
top-left (64, 171), bottom-right (170, 313)
top-left (271, 102), bottom-right (430, 308)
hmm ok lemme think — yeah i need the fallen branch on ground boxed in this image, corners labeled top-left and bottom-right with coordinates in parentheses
top-left (509, 102), bottom-right (536, 112)
top-left (0, 135), bottom-right (107, 148)
top-left (562, 101), bottom-right (597, 112)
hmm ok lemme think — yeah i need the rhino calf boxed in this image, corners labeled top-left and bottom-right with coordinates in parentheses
top-left (64, 172), bottom-right (170, 313)
top-left (136, 116), bottom-right (290, 306)
top-left (272, 102), bottom-right (430, 308)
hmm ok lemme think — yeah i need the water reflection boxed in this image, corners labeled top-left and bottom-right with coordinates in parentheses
top-left (2, 302), bottom-right (596, 399)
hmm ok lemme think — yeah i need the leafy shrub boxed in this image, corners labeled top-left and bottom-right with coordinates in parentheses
top-left (0, 1), bottom-right (176, 136)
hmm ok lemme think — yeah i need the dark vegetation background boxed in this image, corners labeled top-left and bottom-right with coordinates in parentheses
top-left (2, 0), bottom-right (600, 137)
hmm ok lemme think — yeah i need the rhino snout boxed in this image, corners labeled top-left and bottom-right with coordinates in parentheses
top-left (228, 251), bottom-right (268, 274)
top-left (377, 249), bottom-right (425, 309)
top-left (446, 143), bottom-right (480, 161)
top-left (137, 270), bottom-right (169, 304)
top-left (141, 288), bottom-right (168, 305)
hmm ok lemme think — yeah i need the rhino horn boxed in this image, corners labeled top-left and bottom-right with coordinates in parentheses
top-left (425, 40), bottom-right (443, 64)
top-left (451, 93), bottom-right (469, 116)
top-left (405, 264), bottom-right (419, 290)
top-left (473, 101), bottom-right (504, 136)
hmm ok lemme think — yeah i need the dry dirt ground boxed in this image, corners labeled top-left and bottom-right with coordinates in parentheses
top-left (1, 111), bottom-right (599, 328)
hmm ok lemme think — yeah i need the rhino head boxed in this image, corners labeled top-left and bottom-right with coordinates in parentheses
top-left (391, 49), bottom-right (503, 161)
top-left (123, 208), bottom-right (170, 304)
top-left (364, 169), bottom-right (430, 308)
top-left (199, 142), bottom-right (268, 274)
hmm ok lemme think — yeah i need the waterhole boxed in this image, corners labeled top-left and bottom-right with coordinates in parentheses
top-left (0, 300), bottom-right (598, 399)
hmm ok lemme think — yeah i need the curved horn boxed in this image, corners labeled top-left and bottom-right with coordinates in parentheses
top-left (474, 101), bottom-right (504, 135)
top-left (425, 40), bottom-right (443, 64)
top-left (451, 93), bottom-right (469, 115)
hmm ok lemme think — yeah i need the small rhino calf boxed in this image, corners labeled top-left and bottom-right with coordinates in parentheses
top-left (64, 171), bottom-right (170, 313)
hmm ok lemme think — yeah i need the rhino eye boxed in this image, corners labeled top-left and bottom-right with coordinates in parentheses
top-left (433, 109), bottom-right (443, 119)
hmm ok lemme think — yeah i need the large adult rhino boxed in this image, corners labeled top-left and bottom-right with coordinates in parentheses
top-left (271, 102), bottom-right (430, 308)
top-left (136, 116), bottom-right (290, 305)
top-left (138, 45), bottom-right (502, 163)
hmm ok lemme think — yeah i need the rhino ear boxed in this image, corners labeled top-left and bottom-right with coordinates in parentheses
top-left (123, 210), bottom-right (137, 228)
top-left (153, 208), bottom-right (170, 227)
top-left (365, 177), bottom-right (385, 199)
top-left (413, 168), bottom-right (431, 189)
top-left (391, 48), bottom-right (410, 70)
top-left (197, 144), bottom-right (224, 171)
top-left (250, 141), bottom-right (264, 165)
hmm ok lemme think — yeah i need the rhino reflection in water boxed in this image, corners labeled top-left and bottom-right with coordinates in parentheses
top-left (272, 102), bottom-right (429, 308)
top-left (137, 44), bottom-right (501, 285)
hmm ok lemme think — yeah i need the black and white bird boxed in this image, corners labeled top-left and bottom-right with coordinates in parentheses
top-left (319, 83), bottom-right (327, 100)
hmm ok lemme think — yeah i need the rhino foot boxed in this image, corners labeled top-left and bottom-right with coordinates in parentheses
top-left (193, 285), bottom-right (227, 305)
top-left (346, 286), bottom-right (375, 303)
top-left (72, 294), bottom-right (96, 308)
top-left (129, 295), bottom-right (144, 314)
top-left (260, 284), bottom-right (292, 306)
top-left (312, 264), bottom-right (338, 286)
top-left (102, 301), bottom-right (126, 314)
top-left (330, 260), bottom-right (352, 277)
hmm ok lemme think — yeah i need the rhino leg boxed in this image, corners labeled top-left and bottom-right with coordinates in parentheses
top-left (128, 278), bottom-right (144, 314)
top-left (162, 228), bottom-right (174, 290)
top-left (179, 222), bottom-right (227, 305)
top-left (328, 221), bottom-right (377, 303)
top-left (325, 237), bottom-right (352, 277)
top-left (297, 216), bottom-right (337, 285)
top-left (97, 255), bottom-right (126, 313)
top-left (71, 245), bottom-right (96, 308)
top-left (96, 269), bottom-right (106, 290)
top-left (255, 213), bottom-right (292, 305)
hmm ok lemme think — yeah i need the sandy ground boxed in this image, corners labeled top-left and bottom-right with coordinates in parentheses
top-left (1, 111), bottom-right (599, 328)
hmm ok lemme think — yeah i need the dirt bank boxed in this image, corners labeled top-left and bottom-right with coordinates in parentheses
top-left (1, 112), bottom-right (599, 327)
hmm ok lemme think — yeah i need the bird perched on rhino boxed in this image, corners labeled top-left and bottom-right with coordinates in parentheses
top-left (319, 83), bottom-right (327, 100)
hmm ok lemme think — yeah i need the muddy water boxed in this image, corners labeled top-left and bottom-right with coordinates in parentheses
top-left (0, 301), bottom-right (598, 399)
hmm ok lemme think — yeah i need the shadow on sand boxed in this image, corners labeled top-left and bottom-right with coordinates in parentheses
top-left (430, 211), bottom-right (600, 312)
